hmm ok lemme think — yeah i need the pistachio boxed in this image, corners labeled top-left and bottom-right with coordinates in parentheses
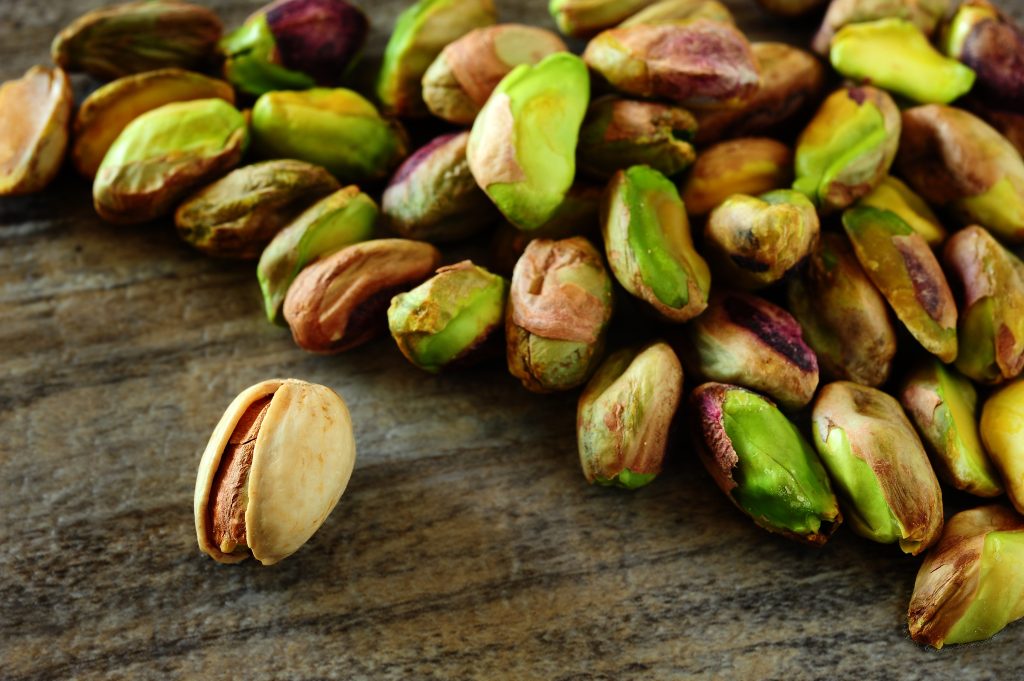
top-left (602, 165), bottom-right (710, 323)
top-left (943, 0), bottom-right (1024, 111)
top-left (842, 206), bottom-right (958, 363)
top-left (549, 0), bottom-right (658, 37)
top-left (901, 360), bottom-right (1003, 497)
top-left (422, 24), bottom-right (567, 125)
top-left (857, 176), bottom-right (945, 247)
top-left (52, 0), bottom-right (223, 80)
top-left (810, 381), bottom-right (944, 555)
top-left (691, 382), bottom-right (841, 545)
top-left (466, 53), bottom-right (590, 231)
top-left (577, 342), bottom-right (683, 488)
top-left (0, 66), bottom-right (72, 197)
top-left (908, 506), bottom-right (1024, 648)
top-left (175, 160), bottom-right (340, 260)
top-left (283, 239), bottom-right (441, 353)
top-left (680, 137), bottom-right (792, 217)
top-left (506, 237), bottom-right (614, 393)
top-left (812, 0), bottom-right (950, 56)
top-left (93, 98), bottom-right (248, 225)
top-left (963, 98), bottom-right (1024, 158)
top-left (755, 0), bottom-right (826, 17)
top-left (786, 232), bottom-right (897, 387)
top-left (251, 88), bottom-right (408, 184)
top-left (194, 378), bottom-right (356, 565)
top-left (619, 0), bottom-right (734, 27)
top-left (980, 378), bottom-right (1024, 514)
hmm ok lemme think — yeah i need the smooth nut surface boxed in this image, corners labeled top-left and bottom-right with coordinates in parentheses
top-left (0, 66), bottom-right (73, 196)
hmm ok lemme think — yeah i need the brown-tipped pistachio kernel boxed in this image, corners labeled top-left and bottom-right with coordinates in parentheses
top-left (811, 381), bottom-right (944, 555)
top-left (944, 226), bottom-right (1024, 384)
top-left (901, 360), bottom-right (1003, 497)
top-left (705, 189), bottom-right (819, 289)
top-left (909, 506), bottom-right (1024, 648)
top-left (507, 237), bottom-right (614, 393)
top-left (382, 132), bottom-right (498, 243)
top-left (842, 206), bottom-right (958, 362)
top-left (692, 383), bottom-right (842, 545)
top-left (620, 0), bottom-right (735, 26)
top-left (93, 98), bottom-right (249, 225)
top-left (550, 0), bottom-right (657, 37)
top-left (812, 0), bottom-right (950, 56)
top-left (0, 66), bottom-right (72, 197)
top-left (793, 86), bottom-right (900, 213)
top-left (602, 165), bottom-right (710, 323)
top-left (577, 342), bottom-right (683, 488)
top-left (283, 239), bottom-right (442, 353)
top-left (682, 291), bottom-right (819, 410)
top-left (981, 379), bottom-right (1024, 514)
top-left (175, 160), bottom-right (340, 260)
top-left (858, 176), bottom-right (945, 247)
top-left (194, 378), bottom-right (355, 565)
top-left (755, 0), bottom-right (826, 17)
top-left (786, 232), bottom-right (897, 387)
top-left (897, 105), bottom-right (1024, 245)
top-left (681, 137), bottom-right (792, 217)
top-left (943, 0), bottom-right (1024, 111)
top-left (422, 24), bottom-right (567, 125)
top-left (582, 20), bottom-right (760, 109)
top-left (52, 0), bottom-right (223, 80)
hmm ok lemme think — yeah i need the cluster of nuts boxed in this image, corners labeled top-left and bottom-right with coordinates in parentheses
top-left (3, 0), bottom-right (1024, 649)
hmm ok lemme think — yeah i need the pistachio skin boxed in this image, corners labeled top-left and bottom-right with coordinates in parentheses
top-left (812, 0), bottom-right (950, 56)
top-left (981, 379), bottom-right (1024, 514)
top-left (620, 0), bottom-right (735, 27)
top-left (681, 138), bottom-right (792, 217)
top-left (691, 383), bottom-right (842, 545)
top-left (0, 66), bottom-right (73, 197)
top-left (857, 176), bottom-right (945, 247)
top-left (943, 0), bottom-right (1024, 111)
top-left (963, 99), bottom-right (1024, 158)
top-left (550, 0), bottom-right (657, 37)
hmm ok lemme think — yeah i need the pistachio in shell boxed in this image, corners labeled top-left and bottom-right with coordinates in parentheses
top-left (857, 175), bottom-right (946, 247)
top-left (812, 0), bottom-right (950, 56)
top-left (0, 66), bottom-right (73, 197)
top-left (981, 378), bottom-right (1024, 514)
top-left (619, 0), bottom-right (735, 27)
top-left (943, 0), bottom-right (1024, 111)
top-left (680, 137), bottom-right (792, 217)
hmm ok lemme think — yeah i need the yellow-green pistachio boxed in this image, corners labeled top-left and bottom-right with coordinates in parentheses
top-left (811, 381), bottom-right (944, 555)
top-left (755, 0), bottom-right (826, 17)
top-left (175, 160), bottom-right (340, 260)
top-left (382, 131), bottom-right (498, 243)
top-left (943, 0), bottom-right (1024, 111)
top-left (422, 24), bottom-right (567, 125)
top-left (786, 232), bottom-right (897, 387)
top-left (812, 0), bottom-right (950, 56)
top-left (258, 186), bottom-right (377, 324)
top-left (981, 378), bottom-right (1024, 514)
top-left (194, 378), bottom-right (355, 565)
top-left (944, 226), bottom-right (1024, 384)
top-left (857, 176), bottom-right (946, 247)
top-left (550, 0), bottom-right (658, 37)
top-left (506, 237), bottom-right (614, 393)
top-left (681, 137), bottom-right (792, 217)
top-left (467, 53), bottom-right (590, 231)
top-left (93, 98), bottom-right (248, 225)
top-left (908, 506), bottom-right (1024, 648)
top-left (283, 239), bottom-right (442, 353)
top-left (577, 342), bottom-right (683, 488)
top-left (251, 88), bottom-right (408, 185)
top-left (51, 0), bottom-right (223, 80)
top-left (377, 0), bottom-right (497, 117)
top-left (793, 86), bottom-right (900, 213)
top-left (582, 19), bottom-right (760, 109)
top-left (691, 382), bottom-right (842, 545)
top-left (602, 165), bottom-right (710, 323)
top-left (901, 359), bottom-right (1003, 497)
top-left (620, 0), bottom-right (734, 27)
top-left (0, 66), bottom-right (73, 197)
top-left (896, 104), bottom-right (1024, 245)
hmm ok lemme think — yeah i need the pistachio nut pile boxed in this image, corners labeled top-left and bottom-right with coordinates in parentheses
top-left (4, 0), bottom-right (1024, 647)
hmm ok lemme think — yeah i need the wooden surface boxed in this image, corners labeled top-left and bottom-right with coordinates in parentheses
top-left (3, 1), bottom-right (1024, 679)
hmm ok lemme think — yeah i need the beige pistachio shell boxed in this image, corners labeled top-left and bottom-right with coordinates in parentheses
top-left (0, 66), bottom-right (73, 196)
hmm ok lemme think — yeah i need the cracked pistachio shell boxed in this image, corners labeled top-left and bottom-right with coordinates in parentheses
top-left (909, 506), bottom-right (1024, 648)
top-left (681, 137), bottom-right (792, 217)
top-left (283, 239), bottom-right (441, 353)
top-left (692, 383), bottom-right (842, 545)
top-left (382, 132), bottom-right (497, 243)
top-left (896, 105), bottom-right (1024, 245)
top-left (506, 237), bottom-right (614, 392)
top-left (901, 359), bottom-right (1003, 497)
top-left (811, 381), bottom-right (944, 554)
top-left (422, 24), bottom-right (567, 125)
top-left (857, 176), bottom-right (945, 247)
top-left (0, 66), bottom-right (72, 197)
top-left (812, 0), bottom-right (950, 55)
top-left (793, 86), bottom-right (900, 213)
top-left (602, 165), bottom-right (710, 323)
top-left (577, 342), bottom-right (683, 488)
top-left (467, 53), bottom-right (590, 231)
top-left (582, 20), bottom-right (760, 109)
top-left (377, 0), bottom-right (497, 117)
top-left (843, 206), bottom-right (958, 362)
top-left (387, 261), bottom-right (507, 373)
top-left (577, 97), bottom-right (697, 181)
top-left (683, 291), bottom-right (819, 411)
top-left (194, 378), bottom-right (355, 565)
top-left (981, 379), bottom-right (1024, 514)
top-left (52, 0), bottom-right (222, 80)
top-left (943, 0), bottom-right (1024, 111)
top-left (93, 98), bottom-right (248, 225)
top-left (620, 0), bottom-right (734, 26)
top-left (786, 232), bottom-right (896, 387)
top-left (945, 226), bottom-right (1024, 384)
top-left (258, 186), bottom-right (377, 324)
top-left (549, 0), bottom-right (657, 37)
top-left (705, 189), bottom-right (819, 289)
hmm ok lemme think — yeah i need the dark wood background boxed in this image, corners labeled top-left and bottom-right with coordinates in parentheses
top-left (2, 0), bottom-right (1023, 679)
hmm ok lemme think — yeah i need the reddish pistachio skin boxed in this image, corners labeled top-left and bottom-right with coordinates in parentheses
top-left (263, 0), bottom-right (368, 84)
top-left (947, 1), bottom-right (1024, 111)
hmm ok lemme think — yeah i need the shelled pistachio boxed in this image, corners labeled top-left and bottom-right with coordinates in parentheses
top-left (620, 0), bottom-right (734, 26)
top-left (681, 138), bottom-right (792, 217)
top-left (812, 0), bottom-right (950, 56)
top-left (943, 0), bottom-right (1024, 111)
top-left (0, 66), bottom-right (73, 196)
top-left (980, 378), bottom-right (1024, 514)
top-left (857, 176), bottom-right (946, 247)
